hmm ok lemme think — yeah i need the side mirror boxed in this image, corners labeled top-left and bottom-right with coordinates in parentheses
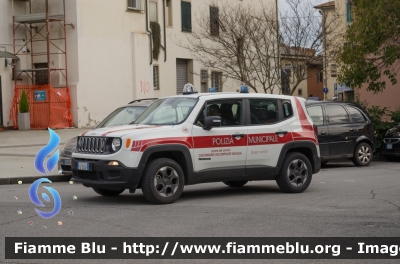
top-left (203, 116), bottom-right (221, 130)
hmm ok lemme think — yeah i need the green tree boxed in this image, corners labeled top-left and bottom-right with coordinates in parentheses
top-left (19, 90), bottom-right (29, 113)
top-left (339, 0), bottom-right (400, 92)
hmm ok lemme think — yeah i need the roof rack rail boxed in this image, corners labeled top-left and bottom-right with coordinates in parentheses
top-left (128, 98), bottom-right (158, 104)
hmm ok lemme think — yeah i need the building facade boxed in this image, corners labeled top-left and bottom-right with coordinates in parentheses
top-left (0, 0), bottom-right (278, 129)
top-left (316, 0), bottom-right (400, 110)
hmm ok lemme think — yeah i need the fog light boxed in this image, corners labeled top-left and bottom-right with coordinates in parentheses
top-left (108, 161), bottom-right (119, 166)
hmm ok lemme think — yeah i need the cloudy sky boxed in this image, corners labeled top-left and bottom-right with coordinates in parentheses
top-left (279, 0), bottom-right (329, 12)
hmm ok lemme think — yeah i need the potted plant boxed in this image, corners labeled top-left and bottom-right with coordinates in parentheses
top-left (18, 90), bottom-right (30, 130)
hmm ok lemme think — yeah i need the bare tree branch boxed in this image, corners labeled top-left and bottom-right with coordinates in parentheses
top-left (176, 0), bottom-right (280, 93)
top-left (280, 0), bottom-right (342, 95)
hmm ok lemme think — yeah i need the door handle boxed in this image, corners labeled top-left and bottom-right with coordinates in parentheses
top-left (321, 131), bottom-right (326, 135)
top-left (349, 128), bottom-right (355, 132)
top-left (275, 131), bottom-right (288, 135)
top-left (232, 134), bottom-right (245, 138)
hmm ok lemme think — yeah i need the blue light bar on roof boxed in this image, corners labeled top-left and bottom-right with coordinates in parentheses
top-left (240, 86), bottom-right (249, 93)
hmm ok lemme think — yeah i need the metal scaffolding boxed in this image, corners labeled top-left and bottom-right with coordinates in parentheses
top-left (12, 0), bottom-right (68, 87)
top-left (10, 0), bottom-right (73, 129)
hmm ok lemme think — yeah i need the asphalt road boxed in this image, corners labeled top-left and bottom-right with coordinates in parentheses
top-left (1, 161), bottom-right (399, 264)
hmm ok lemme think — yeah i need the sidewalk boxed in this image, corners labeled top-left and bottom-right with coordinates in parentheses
top-left (0, 127), bottom-right (91, 185)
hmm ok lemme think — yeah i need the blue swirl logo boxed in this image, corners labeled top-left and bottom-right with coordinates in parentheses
top-left (29, 178), bottom-right (62, 219)
top-left (34, 128), bottom-right (60, 175)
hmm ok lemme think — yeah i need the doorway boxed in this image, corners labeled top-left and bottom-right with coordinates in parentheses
top-left (176, 59), bottom-right (188, 95)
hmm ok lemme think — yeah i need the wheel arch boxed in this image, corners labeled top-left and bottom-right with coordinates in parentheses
top-left (278, 141), bottom-right (320, 174)
top-left (138, 145), bottom-right (194, 186)
top-left (355, 136), bottom-right (375, 151)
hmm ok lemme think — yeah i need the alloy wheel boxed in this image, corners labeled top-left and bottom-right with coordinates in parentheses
top-left (154, 166), bottom-right (179, 197)
top-left (358, 145), bottom-right (371, 164)
top-left (287, 159), bottom-right (308, 187)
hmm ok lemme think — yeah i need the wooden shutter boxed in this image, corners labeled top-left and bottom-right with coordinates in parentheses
top-left (181, 1), bottom-right (191, 32)
top-left (210, 6), bottom-right (219, 36)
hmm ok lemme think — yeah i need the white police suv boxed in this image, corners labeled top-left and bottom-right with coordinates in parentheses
top-left (71, 85), bottom-right (320, 204)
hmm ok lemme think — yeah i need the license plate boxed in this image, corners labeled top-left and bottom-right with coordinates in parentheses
top-left (77, 162), bottom-right (90, 171)
top-left (62, 159), bottom-right (71, 165)
top-left (387, 144), bottom-right (393, 149)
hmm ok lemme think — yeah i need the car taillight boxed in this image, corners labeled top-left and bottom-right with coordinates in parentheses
top-left (313, 125), bottom-right (318, 136)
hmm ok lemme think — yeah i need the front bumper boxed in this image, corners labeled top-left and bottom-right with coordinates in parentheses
top-left (58, 156), bottom-right (72, 175)
top-left (381, 145), bottom-right (400, 157)
top-left (71, 158), bottom-right (143, 190)
top-left (313, 155), bottom-right (321, 174)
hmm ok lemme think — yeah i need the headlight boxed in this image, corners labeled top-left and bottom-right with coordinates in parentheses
top-left (63, 137), bottom-right (78, 155)
top-left (111, 138), bottom-right (122, 152)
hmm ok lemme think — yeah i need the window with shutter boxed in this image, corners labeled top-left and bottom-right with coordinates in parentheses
top-left (211, 72), bottom-right (222, 92)
top-left (331, 64), bottom-right (337, 77)
top-left (210, 6), bottom-right (219, 36)
top-left (317, 72), bottom-right (323, 83)
top-left (201, 70), bottom-right (208, 92)
top-left (166, 0), bottom-right (173, 26)
top-left (346, 0), bottom-right (353, 23)
top-left (181, 1), bottom-right (192, 32)
top-left (150, 1), bottom-right (157, 22)
top-left (281, 69), bottom-right (291, 95)
top-left (128, 0), bottom-right (141, 10)
top-left (153, 66), bottom-right (159, 90)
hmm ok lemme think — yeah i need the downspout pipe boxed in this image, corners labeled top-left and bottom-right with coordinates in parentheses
top-left (145, 0), bottom-right (153, 65)
top-left (162, 0), bottom-right (167, 62)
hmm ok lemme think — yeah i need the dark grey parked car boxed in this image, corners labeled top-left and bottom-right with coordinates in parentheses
top-left (306, 101), bottom-right (376, 166)
top-left (58, 99), bottom-right (156, 175)
top-left (381, 124), bottom-right (400, 161)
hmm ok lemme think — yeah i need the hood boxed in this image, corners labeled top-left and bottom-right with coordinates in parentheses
top-left (79, 124), bottom-right (173, 138)
top-left (385, 127), bottom-right (400, 138)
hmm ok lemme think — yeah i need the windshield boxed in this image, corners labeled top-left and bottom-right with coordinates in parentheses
top-left (134, 97), bottom-right (198, 125)
top-left (96, 106), bottom-right (146, 128)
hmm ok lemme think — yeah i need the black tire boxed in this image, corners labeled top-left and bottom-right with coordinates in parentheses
top-left (141, 158), bottom-right (184, 204)
top-left (321, 161), bottom-right (329, 167)
top-left (92, 187), bottom-right (125, 196)
top-left (223, 181), bottom-right (248, 187)
top-left (352, 142), bottom-right (373, 166)
top-left (276, 152), bottom-right (312, 193)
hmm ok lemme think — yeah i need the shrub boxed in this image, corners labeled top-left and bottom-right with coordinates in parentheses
top-left (389, 108), bottom-right (400, 124)
top-left (19, 90), bottom-right (29, 113)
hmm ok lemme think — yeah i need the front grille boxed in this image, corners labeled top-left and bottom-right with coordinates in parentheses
top-left (77, 137), bottom-right (107, 153)
top-left (73, 170), bottom-right (98, 180)
top-left (384, 138), bottom-right (400, 144)
top-left (74, 158), bottom-right (100, 162)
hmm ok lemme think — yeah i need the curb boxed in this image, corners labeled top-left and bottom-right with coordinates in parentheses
top-left (0, 175), bottom-right (71, 185)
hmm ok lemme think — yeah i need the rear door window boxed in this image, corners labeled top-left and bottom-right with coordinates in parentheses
top-left (326, 105), bottom-right (350, 124)
top-left (249, 99), bottom-right (279, 125)
top-left (346, 106), bottom-right (367, 123)
top-left (306, 105), bottom-right (324, 126)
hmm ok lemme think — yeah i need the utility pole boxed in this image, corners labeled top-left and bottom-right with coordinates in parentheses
top-left (276, 0), bottom-right (281, 94)
top-left (322, 9), bottom-right (327, 101)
